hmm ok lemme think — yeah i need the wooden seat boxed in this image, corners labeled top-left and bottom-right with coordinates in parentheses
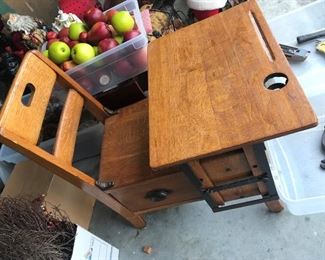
top-left (0, 51), bottom-right (146, 228)
top-left (99, 99), bottom-right (153, 188)
top-left (99, 99), bottom-right (180, 188)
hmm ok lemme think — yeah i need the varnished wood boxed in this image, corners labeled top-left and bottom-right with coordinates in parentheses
top-left (110, 172), bottom-right (201, 212)
top-left (219, 184), bottom-right (260, 202)
top-left (0, 51), bottom-right (146, 228)
top-left (243, 145), bottom-right (283, 212)
top-left (0, 130), bottom-right (146, 228)
top-left (148, 0), bottom-right (317, 169)
top-left (54, 89), bottom-right (84, 163)
top-left (189, 158), bottom-right (260, 203)
top-left (135, 198), bottom-right (200, 215)
top-left (32, 51), bottom-right (109, 123)
top-left (0, 52), bottom-right (56, 144)
top-left (99, 99), bottom-right (180, 188)
top-left (188, 161), bottom-right (224, 205)
top-left (200, 149), bottom-right (251, 183)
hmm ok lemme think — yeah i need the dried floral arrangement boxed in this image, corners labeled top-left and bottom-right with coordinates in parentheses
top-left (0, 196), bottom-right (77, 260)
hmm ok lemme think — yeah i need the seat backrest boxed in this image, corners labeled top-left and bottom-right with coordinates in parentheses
top-left (0, 51), bottom-right (109, 188)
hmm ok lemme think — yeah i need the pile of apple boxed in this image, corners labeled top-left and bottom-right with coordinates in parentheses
top-left (43, 7), bottom-right (143, 72)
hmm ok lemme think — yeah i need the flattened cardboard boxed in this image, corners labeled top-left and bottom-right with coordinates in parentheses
top-left (2, 160), bottom-right (95, 229)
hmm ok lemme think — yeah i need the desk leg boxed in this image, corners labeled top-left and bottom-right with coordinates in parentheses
top-left (243, 143), bottom-right (284, 213)
top-left (187, 161), bottom-right (225, 205)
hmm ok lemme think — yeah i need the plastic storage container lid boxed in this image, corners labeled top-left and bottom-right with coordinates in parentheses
top-left (186, 0), bottom-right (227, 10)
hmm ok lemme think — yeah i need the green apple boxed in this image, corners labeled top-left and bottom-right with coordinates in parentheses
top-left (48, 41), bottom-right (70, 64)
top-left (93, 46), bottom-right (99, 56)
top-left (69, 23), bottom-right (87, 41)
top-left (42, 50), bottom-right (49, 58)
top-left (111, 11), bottom-right (134, 33)
top-left (114, 35), bottom-right (124, 44)
top-left (71, 43), bottom-right (95, 64)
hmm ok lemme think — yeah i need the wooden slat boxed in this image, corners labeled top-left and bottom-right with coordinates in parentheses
top-left (0, 129), bottom-right (146, 228)
top-left (188, 160), bottom-right (225, 205)
top-left (0, 52), bottom-right (56, 144)
top-left (32, 51), bottom-right (109, 123)
top-left (0, 51), bottom-right (146, 228)
top-left (54, 89), bottom-right (84, 163)
top-left (200, 149), bottom-right (252, 183)
top-left (110, 172), bottom-right (202, 212)
top-left (148, 0), bottom-right (317, 169)
top-left (243, 145), bottom-right (283, 212)
top-left (135, 197), bottom-right (201, 215)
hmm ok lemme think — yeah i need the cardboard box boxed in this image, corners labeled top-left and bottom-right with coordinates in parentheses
top-left (1, 160), bottom-right (95, 229)
top-left (3, 0), bottom-right (58, 24)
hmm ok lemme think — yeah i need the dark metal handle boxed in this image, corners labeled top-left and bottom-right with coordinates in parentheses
top-left (297, 29), bottom-right (325, 44)
top-left (145, 189), bottom-right (172, 202)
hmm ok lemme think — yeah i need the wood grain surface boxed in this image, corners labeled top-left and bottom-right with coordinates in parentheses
top-left (110, 172), bottom-right (201, 212)
top-left (54, 89), bottom-right (84, 163)
top-left (148, 0), bottom-right (317, 169)
top-left (99, 99), bottom-right (180, 188)
top-left (0, 51), bottom-right (146, 228)
top-left (32, 51), bottom-right (109, 123)
top-left (0, 52), bottom-right (56, 144)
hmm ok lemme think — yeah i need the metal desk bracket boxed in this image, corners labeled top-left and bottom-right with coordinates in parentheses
top-left (181, 143), bottom-right (279, 212)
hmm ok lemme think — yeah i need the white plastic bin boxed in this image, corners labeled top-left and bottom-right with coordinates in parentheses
top-left (265, 0), bottom-right (325, 215)
top-left (67, 0), bottom-right (148, 95)
top-left (266, 117), bottom-right (325, 215)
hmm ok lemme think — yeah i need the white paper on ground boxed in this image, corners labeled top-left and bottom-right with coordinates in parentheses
top-left (71, 225), bottom-right (119, 260)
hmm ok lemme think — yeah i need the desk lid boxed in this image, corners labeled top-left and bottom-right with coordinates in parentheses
top-left (148, 0), bottom-right (317, 169)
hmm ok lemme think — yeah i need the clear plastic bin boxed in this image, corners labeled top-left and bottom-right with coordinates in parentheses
top-left (265, 71), bottom-right (325, 215)
top-left (265, 0), bottom-right (325, 215)
top-left (266, 116), bottom-right (325, 215)
top-left (66, 0), bottom-right (148, 95)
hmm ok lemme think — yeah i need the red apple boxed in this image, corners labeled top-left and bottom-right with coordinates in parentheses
top-left (129, 46), bottom-right (147, 68)
top-left (114, 60), bottom-right (134, 77)
top-left (79, 32), bottom-right (88, 43)
top-left (60, 36), bottom-right (71, 45)
top-left (47, 31), bottom-right (58, 40)
top-left (87, 22), bottom-right (112, 44)
top-left (58, 27), bottom-right (69, 39)
top-left (11, 31), bottom-right (27, 51)
top-left (61, 60), bottom-right (77, 71)
top-left (78, 77), bottom-right (94, 93)
top-left (68, 40), bottom-right (79, 48)
top-left (47, 38), bottom-right (59, 48)
top-left (123, 30), bottom-right (140, 41)
top-left (4, 46), bottom-right (12, 53)
top-left (105, 9), bottom-right (118, 23)
top-left (13, 50), bottom-right (25, 59)
top-left (84, 7), bottom-right (106, 27)
top-left (98, 38), bottom-right (118, 53)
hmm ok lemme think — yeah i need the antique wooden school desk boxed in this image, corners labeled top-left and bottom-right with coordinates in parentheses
top-left (146, 0), bottom-right (317, 213)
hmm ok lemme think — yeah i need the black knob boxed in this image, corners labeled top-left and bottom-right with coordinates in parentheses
top-left (145, 189), bottom-right (172, 202)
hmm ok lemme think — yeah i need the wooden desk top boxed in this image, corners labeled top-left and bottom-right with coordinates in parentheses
top-left (148, 0), bottom-right (317, 169)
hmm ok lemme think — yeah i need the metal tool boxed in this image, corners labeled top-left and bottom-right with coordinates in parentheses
top-left (316, 40), bottom-right (325, 55)
top-left (280, 44), bottom-right (310, 62)
top-left (297, 28), bottom-right (325, 44)
top-left (321, 160), bottom-right (325, 170)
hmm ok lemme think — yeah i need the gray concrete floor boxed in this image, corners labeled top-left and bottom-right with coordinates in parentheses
top-left (90, 1), bottom-right (325, 260)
